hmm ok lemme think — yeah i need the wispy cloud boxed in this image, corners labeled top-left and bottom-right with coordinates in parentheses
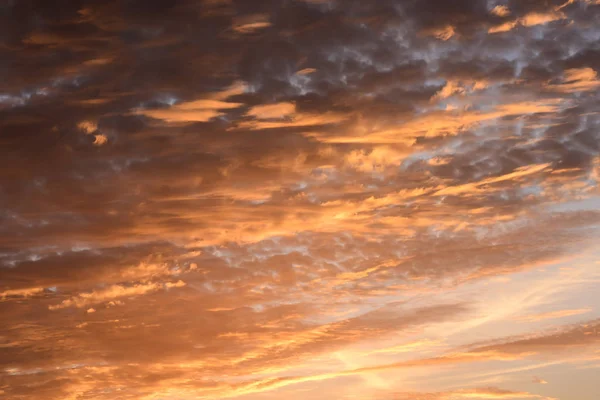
top-left (48, 281), bottom-right (186, 310)
top-left (515, 308), bottom-right (592, 323)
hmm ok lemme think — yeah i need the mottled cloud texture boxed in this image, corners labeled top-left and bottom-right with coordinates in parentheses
top-left (1, 1), bottom-right (599, 399)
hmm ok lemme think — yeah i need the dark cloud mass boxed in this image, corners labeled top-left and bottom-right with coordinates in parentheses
top-left (1, 1), bottom-right (600, 399)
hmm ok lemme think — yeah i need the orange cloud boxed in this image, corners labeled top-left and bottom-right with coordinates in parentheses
top-left (491, 5), bottom-right (511, 17)
top-left (232, 14), bottom-right (271, 33)
top-left (515, 308), bottom-right (592, 322)
top-left (363, 339), bottom-right (442, 355)
top-left (489, 10), bottom-right (565, 33)
top-left (136, 99), bottom-right (242, 123)
top-left (324, 99), bottom-right (562, 143)
top-left (246, 102), bottom-right (296, 119)
top-left (297, 67), bottom-right (317, 75)
top-left (77, 120), bottom-right (97, 134)
top-left (429, 25), bottom-right (456, 41)
top-left (442, 387), bottom-right (554, 399)
top-left (134, 82), bottom-right (245, 123)
top-left (0, 287), bottom-right (44, 300)
top-left (48, 281), bottom-right (186, 310)
top-left (548, 68), bottom-right (600, 93)
top-left (237, 110), bottom-right (348, 130)
top-left (521, 12), bottom-right (565, 27)
top-left (434, 163), bottom-right (551, 196)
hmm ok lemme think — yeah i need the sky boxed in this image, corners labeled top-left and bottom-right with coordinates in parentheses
top-left (1, 0), bottom-right (600, 399)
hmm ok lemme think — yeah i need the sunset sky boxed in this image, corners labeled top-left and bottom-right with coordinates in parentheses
top-left (1, 1), bottom-right (600, 399)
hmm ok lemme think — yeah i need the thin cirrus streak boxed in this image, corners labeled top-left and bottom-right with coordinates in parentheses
top-left (0, 1), bottom-right (599, 399)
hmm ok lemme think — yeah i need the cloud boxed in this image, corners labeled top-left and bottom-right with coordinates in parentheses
top-left (246, 102), bottom-right (296, 119)
top-left (77, 121), bottom-right (98, 134)
top-left (489, 10), bottom-right (566, 33)
top-left (0, 287), bottom-right (44, 300)
top-left (547, 68), bottom-right (600, 93)
top-left (520, 12), bottom-right (565, 27)
top-left (297, 68), bottom-right (317, 75)
top-left (434, 163), bottom-right (551, 196)
top-left (363, 339), bottom-right (443, 355)
top-left (48, 281), bottom-right (186, 310)
top-left (2, 1), bottom-right (600, 399)
top-left (202, 319), bottom-right (599, 397)
top-left (232, 14), bottom-right (272, 34)
top-left (237, 109), bottom-right (349, 130)
top-left (92, 134), bottom-right (108, 146)
top-left (324, 99), bottom-right (563, 143)
top-left (428, 25), bottom-right (456, 41)
top-left (431, 387), bottom-right (553, 399)
top-left (134, 82), bottom-right (246, 123)
top-left (134, 99), bottom-right (243, 123)
top-left (491, 5), bottom-right (511, 17)
top-left (488, 21), bottom-right (519, 33)
top-left (515, 308), bottom-right (592, 322)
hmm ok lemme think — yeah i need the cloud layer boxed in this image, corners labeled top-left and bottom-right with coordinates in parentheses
top-left (1, 0), bottom-right (599, 399)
